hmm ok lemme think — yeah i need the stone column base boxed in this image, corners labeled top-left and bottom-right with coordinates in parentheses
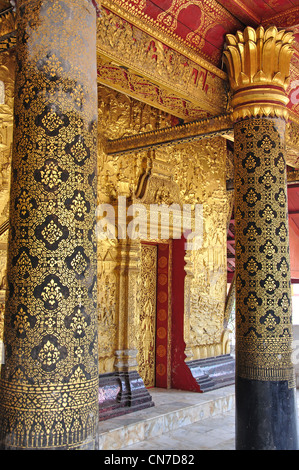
top-left (98, 371), bottom-right (154, 421)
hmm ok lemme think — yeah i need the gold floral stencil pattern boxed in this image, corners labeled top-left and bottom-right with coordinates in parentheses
top-left (0, 0), bottom-right (99, 449)
top-left (234, 118), bottom-right (294, 386)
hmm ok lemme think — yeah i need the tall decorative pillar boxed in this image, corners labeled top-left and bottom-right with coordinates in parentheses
top-left (0, 0), bottom-right (100, 449)
top-left (224, 26), bottom-right (298, 450)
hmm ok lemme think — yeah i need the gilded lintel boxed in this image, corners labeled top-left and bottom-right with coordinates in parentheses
top-left (104, 111), bottom-right (299, 169)
top-left (104, 114), bottom-right (233, 156)
top-left (97, 57), bottom-right (210, 121)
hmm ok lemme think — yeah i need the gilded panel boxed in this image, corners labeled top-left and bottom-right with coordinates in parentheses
top-left (97, 240), bottom-right (118, 374)
top-left (97, 85), bottom-right (172, 371)
top-left (97, 84), bottom-right (173, 203)
top-left (170, 138), bottom-right (230, 359)
top-left (97, 8), bottom-right (227, 116)
top-left (138, 244), bottom-right (157, 387)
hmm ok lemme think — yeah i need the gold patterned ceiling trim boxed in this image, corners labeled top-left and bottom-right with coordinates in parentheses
top-left (262, 6), bottom-right (299, 29)
top-left (104, 114), bottom-right (233, 155)
top-left (97, 58), bottom-right (210, 121)
top-left (97, 8), bottom-right (227, 116)
top-left (100, 0), bottom-right (227, 80)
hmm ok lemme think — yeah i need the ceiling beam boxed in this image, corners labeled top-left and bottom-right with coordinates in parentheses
top-left (104, 114), bottom-right (233, 156)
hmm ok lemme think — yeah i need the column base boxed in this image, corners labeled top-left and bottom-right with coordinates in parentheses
top-left (186, 354), bottom-right (235, 392)
top-left (236, 375), bottom-right (299, 450)
top-left (98, 371), bottom-right (154, 421)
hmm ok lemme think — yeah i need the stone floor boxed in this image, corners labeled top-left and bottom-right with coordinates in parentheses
top-left (98, 386), bottom-right (299, 451)
top-left (121, 407), bottom-right (235, 451)
top-left (98, 385), bottom-right (235, 450)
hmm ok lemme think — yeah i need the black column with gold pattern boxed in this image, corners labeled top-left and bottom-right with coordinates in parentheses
top-left (224, 26), bottom-right (298, 450)
top-left (0, 0), bottom-right (99, 449)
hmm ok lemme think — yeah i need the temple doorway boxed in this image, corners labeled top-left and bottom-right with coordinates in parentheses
top-left (138, 241), bottom-right (171, 388)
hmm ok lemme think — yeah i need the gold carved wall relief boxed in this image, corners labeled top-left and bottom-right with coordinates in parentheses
top-left (97, 57), bottom-right (210, 121)
top-left (170, 138), bottom-right (231, 359)
top-left (138, 243), bottom-right (157, 388)
top-left (97, 8), bottom-right (227, 117)
top-left (97, 83), bottom-right (231, 370)
top-left (97, 85), bottom-right (173, 373)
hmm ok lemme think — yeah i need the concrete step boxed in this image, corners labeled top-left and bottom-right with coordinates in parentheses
top-left (97, 385), bottom-right (235, 450)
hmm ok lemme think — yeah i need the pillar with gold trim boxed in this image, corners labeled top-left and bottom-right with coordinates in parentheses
top-left (224, 26), bottom-right (298, 450)
top-left (0, 0), bottom-right (100, 449)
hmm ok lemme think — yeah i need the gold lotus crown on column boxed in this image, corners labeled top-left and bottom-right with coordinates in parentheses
top-left (223, 25), bottom-right (294, 121)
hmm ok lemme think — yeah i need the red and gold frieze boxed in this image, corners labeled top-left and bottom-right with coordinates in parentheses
top-left (97, 58), bottom-right (210, 121)
top-left (97, 8), bottom-right (228, 116)
top-left (101, 0), bottom-right (242, 67)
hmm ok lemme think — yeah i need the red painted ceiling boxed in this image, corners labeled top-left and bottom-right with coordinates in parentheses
top-left (117, 0), bottom-right (299, 119)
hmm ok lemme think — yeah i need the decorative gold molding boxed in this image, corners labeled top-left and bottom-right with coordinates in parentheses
top-left (262, 6), bottom-right (299, 28)
top-left (223, 26), bottom-right (294, 121)
top-left (104, 110), bottom-right (299, 169)
top-left (105, 114), bottom-right (233, 156)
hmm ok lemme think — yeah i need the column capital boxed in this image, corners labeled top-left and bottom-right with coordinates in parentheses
top-left (223, 25), bottom-right (294, 121)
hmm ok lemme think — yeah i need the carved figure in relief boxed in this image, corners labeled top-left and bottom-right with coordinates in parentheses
top-left (141, 309), bottom-right (154, 361)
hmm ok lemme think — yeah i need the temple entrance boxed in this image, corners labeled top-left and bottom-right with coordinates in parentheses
top-left (138, 242), bottom-right (171, 388)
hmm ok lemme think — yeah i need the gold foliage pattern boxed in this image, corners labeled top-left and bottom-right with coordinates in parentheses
top-left (171, 139), bottom-right (229, 358)
top-left (138, 244), bottom-right (157, 387)
top-left (97, 85), bottom-right (173, 203)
